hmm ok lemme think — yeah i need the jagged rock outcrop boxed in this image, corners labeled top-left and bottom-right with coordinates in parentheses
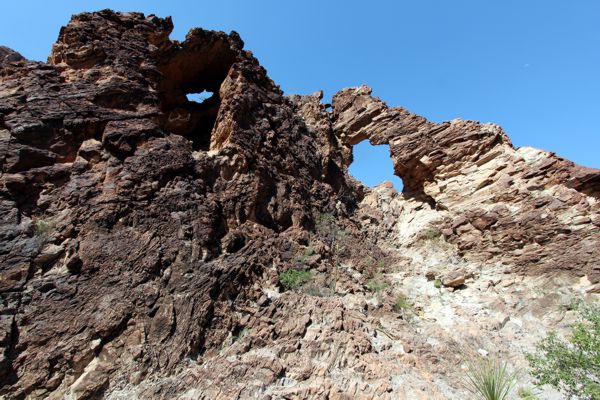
top-left (0, 10), bottom-right (598, 400)
top-left (321, 86), bottom-right (599, 280)
top-left (0, 47), bottom-right (24, 67)
top-left (0, 11), bottom-right (353, 399)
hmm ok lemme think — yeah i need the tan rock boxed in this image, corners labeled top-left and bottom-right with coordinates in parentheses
top-left (442, 270), bottom-right (466, 287)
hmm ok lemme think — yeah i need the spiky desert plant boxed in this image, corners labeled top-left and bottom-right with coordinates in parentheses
top-left (462, 355), bottom-right (518, 400)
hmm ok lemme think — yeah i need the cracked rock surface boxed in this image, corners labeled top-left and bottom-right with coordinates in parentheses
top-left (0, 10), bottom-right (598, 399)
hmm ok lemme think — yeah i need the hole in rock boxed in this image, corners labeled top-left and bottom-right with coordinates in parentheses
top-left (183, 89), bottom-right (219, 151)
top-left (186, 90), bottom-right (214, 104)
top-left (158, 35), bottom-right (238, 151)
top-left (162, 89), bottom-right (220, 151)
top-left (349, 141), bottom-right (403, 192)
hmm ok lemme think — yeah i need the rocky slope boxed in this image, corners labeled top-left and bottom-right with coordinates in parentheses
top-left (0, 10), bottom-right (598, 399)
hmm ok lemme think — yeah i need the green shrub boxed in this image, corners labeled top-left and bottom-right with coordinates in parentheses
top-left (393, 293), bottom-right (413, 315)
top-left (423, 227), bottom-right (442, 240)
top-left (279, 269), bottom-right (312, 290)
top-left (33, 219), bottom-right (52, 237)
top-left (367, 275), bottom-right (389, 293)
top-left (462, 355), bottom-right (518, 400)
top-left (526, 301), bottom-right (599, 399)
top-left (434, 278), bottom-right (442, 289)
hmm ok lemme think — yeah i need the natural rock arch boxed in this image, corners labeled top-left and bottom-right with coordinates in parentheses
top-left (348, 141), bottom-right (403, 190)
top-left (331, 85), bottom-right (600, 203)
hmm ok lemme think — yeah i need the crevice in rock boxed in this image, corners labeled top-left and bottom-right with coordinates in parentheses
top-left (165, 305), bottom-right (177, 344)
top-left (191, 301), bottom-right (215, 358)
top-left (1, 316), bottom-right (19, 388)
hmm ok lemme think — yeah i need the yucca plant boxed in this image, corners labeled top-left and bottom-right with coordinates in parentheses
top-left (462, 355), bottom-right (518, 400)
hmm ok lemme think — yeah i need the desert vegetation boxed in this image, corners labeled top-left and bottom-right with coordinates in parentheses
top-left (423, 226), bottom-right (442, 240)
top-left (279, 269), bottom-right (313, 290)
top-left (366, 274), bottom-right (389, 293)
top-left (527, 301), bottom-right (600, 399)
top-left (462, 355), bottom-right (518, 400)
top-left (33, 218), bottom-right (51, 237)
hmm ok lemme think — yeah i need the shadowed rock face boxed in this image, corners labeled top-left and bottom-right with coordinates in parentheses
top-left (0, 10), bottom-right (598, 399)
top-left (0, 11), bottom-right (350, 398)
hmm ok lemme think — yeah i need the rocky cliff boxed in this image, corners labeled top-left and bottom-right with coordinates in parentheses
top-left (0, 10), bottom-right (598, 399)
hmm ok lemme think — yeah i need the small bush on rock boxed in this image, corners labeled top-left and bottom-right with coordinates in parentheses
top-left (367, 275), bottom-right (389, 293)
top-left (33, 219), bottom-right (52, 237)
top-left (393, 293), bottom-right (413, 317)
top-left (279, 269), bottom-right (312, 290)
top-left (526, 301), bottom-right (600, 399)
top-left (423, 227), bottom-right (442, 240)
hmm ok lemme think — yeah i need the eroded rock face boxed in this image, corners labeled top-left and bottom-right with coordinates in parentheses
top-left (0, 10), bottom-right (598, 400)
top-left (328, 85), bottom-right (600, 281)
top-left (0, 11), bottom-right (352, 398)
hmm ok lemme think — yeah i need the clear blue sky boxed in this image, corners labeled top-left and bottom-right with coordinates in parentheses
top-left (2, 1), bottom-right (598, 189)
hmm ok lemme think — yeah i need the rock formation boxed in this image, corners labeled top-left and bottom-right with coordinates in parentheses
top-left (329, 85), bottom-right (599, 280)
top-left (0, 10), bottom-right (598, 399)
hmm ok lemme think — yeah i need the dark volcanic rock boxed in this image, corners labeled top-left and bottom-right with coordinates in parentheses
top-left (0, 11), bottom-right (351, 398)
top-left (0, 47), bottom-right (25, 67)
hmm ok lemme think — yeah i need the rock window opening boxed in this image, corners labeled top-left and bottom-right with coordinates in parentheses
top-left (186, 90), bottom-right (214, 104)
top-left (160, 86), bottom-right (220, 151)
top-left (158, 36), bottom-right (239, 151)
top-left (349, 141), bottom-right (403, 192)
top-left (181, 88), bottom-right (220, 151)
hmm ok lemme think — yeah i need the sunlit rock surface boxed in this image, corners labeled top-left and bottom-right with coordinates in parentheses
top-left (0, 10), bottom-right (598, 399)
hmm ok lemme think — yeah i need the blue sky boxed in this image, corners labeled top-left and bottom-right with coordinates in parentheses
top-left (1, 1), bottom-right (598, 189)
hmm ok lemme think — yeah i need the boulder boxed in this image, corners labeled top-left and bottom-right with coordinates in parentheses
top-left (442, 270), bottom-right (467, 288)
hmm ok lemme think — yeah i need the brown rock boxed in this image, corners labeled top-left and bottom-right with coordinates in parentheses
top-left (0, 9), bottom-right (598, 400)
top-left (471, 212), bottom-right (498, 231)
top-left (32, 244), bottom-right (64, 267)
top-left (442, 270), bottom-right (466, 288)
